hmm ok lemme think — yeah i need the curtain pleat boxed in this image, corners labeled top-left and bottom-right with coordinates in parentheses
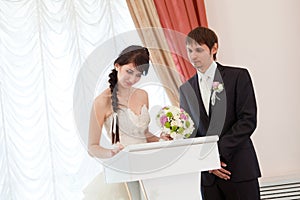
top-left (153, 0), bottom-right (208, 81)
top-left (0, 0), bottom-right (140, 199)
top-left (126, 0), bottom-right (182, 106)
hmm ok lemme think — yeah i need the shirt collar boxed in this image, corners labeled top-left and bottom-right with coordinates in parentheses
top-left (197, 61), bottom-right (217, 80)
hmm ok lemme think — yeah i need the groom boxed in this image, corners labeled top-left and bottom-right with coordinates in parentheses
top-left (179, 26), bottom-right (261, 199)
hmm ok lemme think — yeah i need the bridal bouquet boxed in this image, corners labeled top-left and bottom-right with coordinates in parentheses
top-left (156, 106), bottom-right (195, 140)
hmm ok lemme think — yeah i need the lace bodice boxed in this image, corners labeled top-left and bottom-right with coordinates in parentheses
top-left (104, 105), bottom-right (150, 146)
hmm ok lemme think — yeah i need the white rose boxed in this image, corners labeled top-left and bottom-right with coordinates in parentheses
top-left (170, 132), bottom-right (177, 139)
top-left (171, 120), bottom-right (178, 127)
top-left (217, 84), bottom-right (224, 92)
top-left (174, 133), bottom-right (184, 140)
top-left (163, 127), bottom-right (170, 134)
top-left (176, 119), bottom-right (183, 127)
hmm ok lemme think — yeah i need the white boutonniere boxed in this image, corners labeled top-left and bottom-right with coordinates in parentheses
top-left (211, 82), bottom-right (224, 105)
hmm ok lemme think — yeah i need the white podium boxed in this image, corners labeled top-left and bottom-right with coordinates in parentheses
top-left (102, 135), bottom-right (220, 200)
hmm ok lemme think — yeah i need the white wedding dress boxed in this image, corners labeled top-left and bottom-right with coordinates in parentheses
top-left (83, 105), bottom-right (150, 200)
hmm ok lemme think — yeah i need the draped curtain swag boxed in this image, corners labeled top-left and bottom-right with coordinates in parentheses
top-left (126, 0), bottom-right (182, 106)
top-left (153, 0), bottom-right (208, 81)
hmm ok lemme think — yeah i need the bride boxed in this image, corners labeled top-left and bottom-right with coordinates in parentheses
top-left (83, 45), bottom-right (160, 200)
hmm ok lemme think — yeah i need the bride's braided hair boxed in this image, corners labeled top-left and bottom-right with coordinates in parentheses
top-left (108, 45), bottom-right (150, 144)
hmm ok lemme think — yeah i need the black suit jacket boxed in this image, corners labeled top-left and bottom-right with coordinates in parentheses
top-left (179, 62), bottom-right (261, 186)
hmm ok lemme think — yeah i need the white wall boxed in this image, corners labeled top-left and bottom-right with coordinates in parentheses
top-left (204, 0), bottom-right (300, 180)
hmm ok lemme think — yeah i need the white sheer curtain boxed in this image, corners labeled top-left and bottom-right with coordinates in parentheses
top-left (0, 1), bottom-right (169, 199)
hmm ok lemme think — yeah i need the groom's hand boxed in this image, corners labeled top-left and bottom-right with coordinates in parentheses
top-left (209, 161), bottom-right (231, 180)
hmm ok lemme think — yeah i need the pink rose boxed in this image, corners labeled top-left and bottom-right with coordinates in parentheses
top-left (160, 115), bottom-right (168, 125)
top-left (180, 113), bottom-right (187, 120)
top-left (212, 81), bottom-right (219, 89)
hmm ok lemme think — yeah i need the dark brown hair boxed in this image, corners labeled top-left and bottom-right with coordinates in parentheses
top-left (186, 26), bottom-right (218, 60)
top-left (108, 45), bottom-right (150, 144)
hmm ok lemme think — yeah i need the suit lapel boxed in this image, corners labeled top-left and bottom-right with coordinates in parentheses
top-left (207, 64), bottom-right (227, 136)
top-left (209, 65), bottom-right (225, 116)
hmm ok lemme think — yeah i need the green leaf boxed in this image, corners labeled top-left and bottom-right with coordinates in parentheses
top-left (166, 112), bottom-right (173, 118)
top-left (165, 122), bottom-right (171, 128)
top-left (185, 121), bottom-right (190, 128)
top-left (171, 125), bottom-right (177, 131)
top-left (178, 127), bottom-right (184, 134)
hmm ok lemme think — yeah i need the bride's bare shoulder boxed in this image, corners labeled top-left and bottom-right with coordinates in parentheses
top-left (132, 88), bottom-right (148, 97)
top-left (131, 88), bottom-right (148, 106)
top-left (94, 88), bottom-right (111, 109)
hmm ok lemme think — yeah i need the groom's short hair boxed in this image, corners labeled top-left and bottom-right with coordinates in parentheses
top-left (186, 26), bottom-right (218, 60)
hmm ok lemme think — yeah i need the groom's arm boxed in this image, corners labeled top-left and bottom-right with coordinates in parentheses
top-left (219, 68), bottom-right (257, 163)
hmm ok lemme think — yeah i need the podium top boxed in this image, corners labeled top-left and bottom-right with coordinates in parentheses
top-left (103, 135), bottom-right (220, 183)
top-left (124, 135), bottom-right (219, 152)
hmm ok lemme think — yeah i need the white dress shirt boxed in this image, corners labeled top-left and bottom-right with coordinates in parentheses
top-left (197, 61), bottom-right (217, 114)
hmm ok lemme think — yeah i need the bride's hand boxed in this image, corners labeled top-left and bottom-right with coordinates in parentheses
top-left (111, 142), bottom-right (124, 156)
top-left (159, 133), bottom-right (172, 141)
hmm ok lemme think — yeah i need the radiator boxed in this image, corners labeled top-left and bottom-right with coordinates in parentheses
top-left (260, 180), bottom-right (300, 200)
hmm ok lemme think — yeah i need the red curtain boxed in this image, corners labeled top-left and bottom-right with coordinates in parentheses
top-left (153, 0), bottom-right (208, 81)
